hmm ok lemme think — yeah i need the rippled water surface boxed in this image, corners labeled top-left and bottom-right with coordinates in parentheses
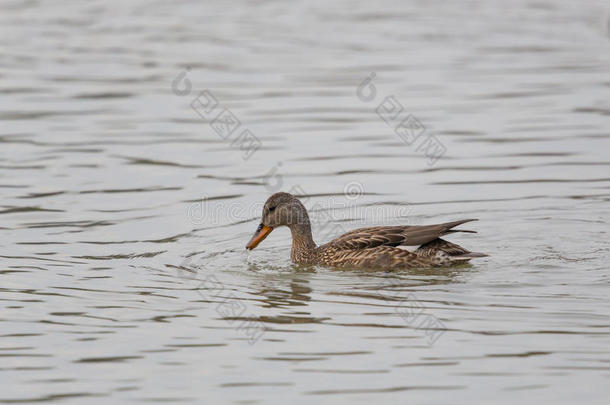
top-left (1, 0), bottom-right (610, 403)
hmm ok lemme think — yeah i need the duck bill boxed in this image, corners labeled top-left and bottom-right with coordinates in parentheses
top-left (246, 223), bottom-right (274, 250)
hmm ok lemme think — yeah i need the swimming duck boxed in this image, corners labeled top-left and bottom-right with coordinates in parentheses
top-left (246, 192), bottom-right (487, 269)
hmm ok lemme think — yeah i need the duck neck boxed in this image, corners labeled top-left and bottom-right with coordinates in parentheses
top-left (289, 221), bottom-right (316, 263)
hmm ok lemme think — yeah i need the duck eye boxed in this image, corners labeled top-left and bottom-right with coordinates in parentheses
top-left (268, 206), bottom-right (276, 212)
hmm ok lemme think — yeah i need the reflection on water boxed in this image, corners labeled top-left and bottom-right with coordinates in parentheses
top-left (1, 0), bottom-right (610, 403)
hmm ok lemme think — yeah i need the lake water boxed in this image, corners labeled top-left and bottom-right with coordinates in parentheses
top-left (1, 0), bottom-right (609, 403)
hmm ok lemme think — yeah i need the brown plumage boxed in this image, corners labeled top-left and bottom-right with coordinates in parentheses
top-left (246, 192), bottom-right (487, 269)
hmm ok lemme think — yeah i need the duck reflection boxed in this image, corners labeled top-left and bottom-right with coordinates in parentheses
top-left (244, 270), bottom-right (332, 326)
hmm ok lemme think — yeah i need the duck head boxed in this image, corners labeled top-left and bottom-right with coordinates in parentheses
top-left (245, 192), bottom-right (309, 250)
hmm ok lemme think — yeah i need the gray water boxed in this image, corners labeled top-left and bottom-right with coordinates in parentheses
top-left (1, 0), bottom-right (610, 403)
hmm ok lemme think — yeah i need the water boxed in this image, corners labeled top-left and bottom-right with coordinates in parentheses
top-left (1, 0), bottom-right (610, 403)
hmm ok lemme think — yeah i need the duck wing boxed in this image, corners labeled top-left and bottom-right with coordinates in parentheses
top-left (324, 219), bottom-right (478, 251)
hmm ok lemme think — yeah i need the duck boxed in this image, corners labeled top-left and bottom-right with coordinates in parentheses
top-left (245, 192), bottom-right (487, 269)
